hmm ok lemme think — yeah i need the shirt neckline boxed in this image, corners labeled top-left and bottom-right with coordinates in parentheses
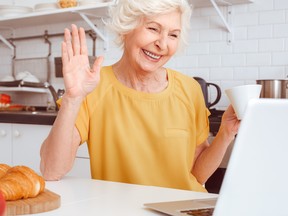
top-left (106, 66), bottom-right (173, 100)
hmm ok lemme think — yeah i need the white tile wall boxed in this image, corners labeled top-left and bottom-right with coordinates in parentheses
top-left (0, 0), bottom-right (288, 109)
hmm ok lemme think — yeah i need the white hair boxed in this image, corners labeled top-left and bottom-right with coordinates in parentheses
top-left (107, 0), bottom-right (192, 51)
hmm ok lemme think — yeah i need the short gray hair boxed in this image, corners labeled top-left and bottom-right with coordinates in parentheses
top-left (108, 0), bottom-right (192, 51)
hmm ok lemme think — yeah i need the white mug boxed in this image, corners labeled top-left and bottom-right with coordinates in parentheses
top-left (225, 84), bottom-right (262, 120)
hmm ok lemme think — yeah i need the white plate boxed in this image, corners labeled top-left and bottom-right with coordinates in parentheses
top-left (0, 5), bottom-right (33, 18)
top-left (34, 3), bottom-right (59, 12)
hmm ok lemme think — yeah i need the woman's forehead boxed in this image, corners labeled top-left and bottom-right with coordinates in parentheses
top-left (143, 11), bottom-right (182, 30)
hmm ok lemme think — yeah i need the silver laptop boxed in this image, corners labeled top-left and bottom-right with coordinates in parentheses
top-left (145, 98), bottom-right (288, 216)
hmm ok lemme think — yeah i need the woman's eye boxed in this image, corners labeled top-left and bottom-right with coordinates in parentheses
top-left (148, 27), bottom-right (158, 32)
top-left (170, 34), bottom-right (179, 38)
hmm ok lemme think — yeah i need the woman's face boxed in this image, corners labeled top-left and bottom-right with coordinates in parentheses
top-left (123, 10), bottom-right (181, 73)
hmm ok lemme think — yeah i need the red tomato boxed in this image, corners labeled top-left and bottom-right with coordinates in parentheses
top-left (0, 192), bottom-right (6, 216)
top-left (0, 94), bottom-right (11, 104)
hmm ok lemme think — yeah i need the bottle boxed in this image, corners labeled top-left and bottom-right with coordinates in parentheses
top-left (46, 96), bottom-right (56, 112)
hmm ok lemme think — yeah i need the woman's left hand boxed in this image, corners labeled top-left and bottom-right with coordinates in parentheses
top-left (219, 105), bottom-right (240, 141)
top-left (192, 105), bottom-right (240, 184)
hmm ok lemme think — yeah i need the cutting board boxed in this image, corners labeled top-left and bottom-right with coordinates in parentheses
top-left (5, 189), bottom-right (60, 215)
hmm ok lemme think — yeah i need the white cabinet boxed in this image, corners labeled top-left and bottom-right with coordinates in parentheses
top-left (0, 123), bottom-right (13, 165)
top-left (12, 123), bottom-right (51, 173)
top-left (0, 123), bottom-right (51, 172)
top-left (0, 123), bottom-right (90, 178)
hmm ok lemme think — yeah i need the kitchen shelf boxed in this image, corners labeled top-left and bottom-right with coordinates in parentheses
top-left (190, 0), bottom-right (254, 8)
top-left (0, 86), bottom-right (48, 93)
top-left (0, 2), bottom-right (115, 28)
top-left (0, 0), bottom-right (117, 50)
top-left (189, 0), bottom-right (254, 43)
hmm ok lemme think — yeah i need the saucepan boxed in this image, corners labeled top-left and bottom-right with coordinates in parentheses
top-left (256, 79), bottom-right (288, 99)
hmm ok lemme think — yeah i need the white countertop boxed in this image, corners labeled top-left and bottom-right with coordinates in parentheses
top-left (34, 177), bottom-right (218, 216)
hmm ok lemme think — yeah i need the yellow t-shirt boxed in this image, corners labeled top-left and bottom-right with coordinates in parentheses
top-left (75, 66), bottom-right (210, 192)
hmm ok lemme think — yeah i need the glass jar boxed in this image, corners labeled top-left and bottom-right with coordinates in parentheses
top-left (58, 0), bottom-right (78, 8)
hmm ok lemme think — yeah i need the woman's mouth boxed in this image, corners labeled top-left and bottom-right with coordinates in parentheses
top-left (143, 49), bottom-right (161, 60)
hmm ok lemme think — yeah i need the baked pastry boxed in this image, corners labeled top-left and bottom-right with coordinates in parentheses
top-left (0, 165), bottom-right (45, 201)
top-left (0, 164), bottom-right (10, 179)
top-left (58, 0), bottom-right (78, 8)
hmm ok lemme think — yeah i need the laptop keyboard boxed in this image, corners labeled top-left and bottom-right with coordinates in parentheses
top-left (180, 208), bottom-right (214, 216)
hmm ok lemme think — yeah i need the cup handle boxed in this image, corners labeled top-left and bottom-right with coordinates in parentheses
top-left (207, 83), bottom-right (222, 108)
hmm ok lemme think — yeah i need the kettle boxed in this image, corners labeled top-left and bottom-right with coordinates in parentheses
top-left (194, 77), bottom-right (222, 109)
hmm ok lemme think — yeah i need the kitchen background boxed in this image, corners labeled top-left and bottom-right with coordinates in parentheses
top-left (0, 0), bottom-right (288, 110)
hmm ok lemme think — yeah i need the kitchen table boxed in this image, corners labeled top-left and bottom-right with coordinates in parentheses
top-left (33, 177), bottom-right (218, 216)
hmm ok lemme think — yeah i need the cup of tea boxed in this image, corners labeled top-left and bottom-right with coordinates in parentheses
top-left (225, 84), bottom-right (262, 120)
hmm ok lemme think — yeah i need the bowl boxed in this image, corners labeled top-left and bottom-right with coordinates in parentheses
top-left (15, 71), bottom-right (40, 83)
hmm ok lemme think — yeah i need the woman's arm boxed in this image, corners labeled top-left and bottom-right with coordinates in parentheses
top-left (40, 96), bottom-right (82, 180)
top-left (40, 24), bottom-right (103, 180)
top-left (192, 105), bottom-right (240, 185)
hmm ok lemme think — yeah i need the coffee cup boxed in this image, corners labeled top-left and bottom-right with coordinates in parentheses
top-left (225, 84), bottom-right (262, 120)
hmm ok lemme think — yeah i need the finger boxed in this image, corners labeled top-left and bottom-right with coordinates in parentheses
top-left (79, 27), bottom-right (88, 55)
top-left (230, 105), bottom-right (238, 117)
top-left (61, 42), bottom-right (69, 68)
top-left (226, 105), bottom-right (235, 114)
top-left (227, 105), bottom-right (240, 121)
top-left (64, 28), bottom-right (73, 60)
top-left (61, 42), bottom-right (71, 80)
top-left (71, 24), bottom-right (80, 55)
top-left (92, 56), bottom-right (104, 73)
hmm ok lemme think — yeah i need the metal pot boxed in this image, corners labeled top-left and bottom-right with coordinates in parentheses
top-left (256, 79), bottom-right (288, 99)
top-left (194, 77), bottom-right (222, 108)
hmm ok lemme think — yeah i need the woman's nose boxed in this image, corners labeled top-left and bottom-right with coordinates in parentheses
top-left (155, 35), bottom-right (168, 50)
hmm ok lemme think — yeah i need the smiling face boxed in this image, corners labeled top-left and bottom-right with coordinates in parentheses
top-left (122, 10), bottom-right (181, 74)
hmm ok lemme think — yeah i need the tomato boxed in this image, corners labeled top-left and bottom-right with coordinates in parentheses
top-left (0, 94), bottom-right (11, 104)
top-left (0, 192), bottom-right (6, 216)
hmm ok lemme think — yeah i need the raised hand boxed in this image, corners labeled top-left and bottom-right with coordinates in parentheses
top-left (61, 24), bottom-right (104, 99)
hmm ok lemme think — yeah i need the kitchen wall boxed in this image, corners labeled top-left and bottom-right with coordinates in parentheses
top-left (1, 0), bottom-right (288, 109)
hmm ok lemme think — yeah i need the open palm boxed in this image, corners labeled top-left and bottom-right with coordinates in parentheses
top-left (62, 24), bottom-right (103, 99)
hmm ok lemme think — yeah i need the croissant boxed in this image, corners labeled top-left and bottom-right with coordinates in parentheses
top-left (0, 164), bottom-right (10, 179)
top-left (0, 164), bottom-right (45, 201)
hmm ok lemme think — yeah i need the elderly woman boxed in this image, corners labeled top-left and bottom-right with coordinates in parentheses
top-left (40, 0), bottom-right (239, 192)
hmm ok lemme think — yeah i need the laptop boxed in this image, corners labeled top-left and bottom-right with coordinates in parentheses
top-left (144, 98), bottom-right (288, 216)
